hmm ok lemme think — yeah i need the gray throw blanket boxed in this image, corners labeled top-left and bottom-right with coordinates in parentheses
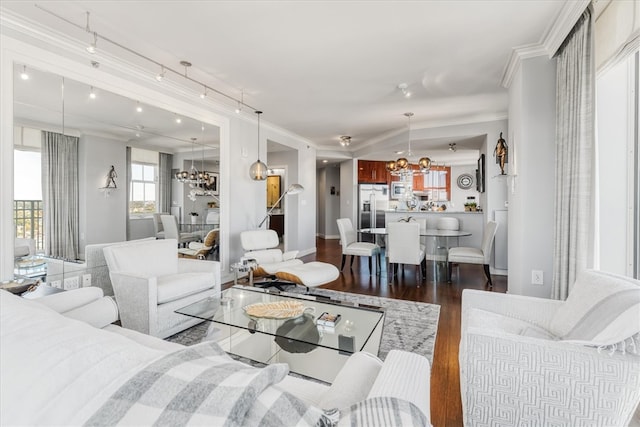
top-left (84, 341), bottom-right (330, 426)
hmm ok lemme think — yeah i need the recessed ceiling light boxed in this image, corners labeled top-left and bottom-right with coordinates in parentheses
top-left (175, 116), bottom-right (182, 124)
top-left (398, 83), bottom-right (411, 98)
top-left (394, 150), bottom-right (404, 155)
top-left (136, 102), bottom-right (143, 113)
top-left (89, 86), bottom-right (96, 99)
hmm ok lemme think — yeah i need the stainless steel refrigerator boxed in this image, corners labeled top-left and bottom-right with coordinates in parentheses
top-left (358, 184), bottom-right (389, 242)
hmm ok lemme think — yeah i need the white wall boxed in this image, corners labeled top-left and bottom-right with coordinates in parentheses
top-left (507, 55), bottom-right (557, 297)
top-left (339, 159), bottom-right (358, 226)
top-left (79, 134), bottom-right (128, 252)
top-left (449, 164), bottom-right (481, 211)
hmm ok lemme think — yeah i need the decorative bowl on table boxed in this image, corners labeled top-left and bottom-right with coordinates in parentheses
top-left (0, 278), bottom-right (37, 294)
top-left (243, 300), bottom-right (309, 319)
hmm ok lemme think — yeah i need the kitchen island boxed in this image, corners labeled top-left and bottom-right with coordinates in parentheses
top-left (385, 210), bottom-right (485, 249)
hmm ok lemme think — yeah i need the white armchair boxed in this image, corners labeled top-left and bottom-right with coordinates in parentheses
top-left (103, 239), bottom-right (220, 339)
top-left (460, 270), bottom-right (640, 426)
top-left (240, 229), bottom-right (302, 277)
top-left (14, 238), bottom-right (35, 258)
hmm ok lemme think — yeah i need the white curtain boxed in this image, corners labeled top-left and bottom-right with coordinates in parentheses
top-left (158, 152), bottom-right (173, 214)
top-left (41, 131), bottom-right (79, 260)
top-left (125, 146), bottom-right (131, 240)
top-left (552, 6), bottom-right (596, 300)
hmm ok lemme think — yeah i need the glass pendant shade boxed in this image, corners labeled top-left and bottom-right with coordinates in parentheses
top-left (250, 159), bottom-right (268, 181)
top-left (418, 157), bottom-right (432, 171)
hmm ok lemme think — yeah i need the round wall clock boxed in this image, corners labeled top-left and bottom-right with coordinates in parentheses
top-left (457, 173), bottom-right (474, 189)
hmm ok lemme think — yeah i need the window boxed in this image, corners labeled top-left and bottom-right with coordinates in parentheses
top-left (129, 162), bottom-right (156, 214)
top-left (423, 166), bottom-right (451, 201)
top-left (14, 148), bottom-right (44, 250)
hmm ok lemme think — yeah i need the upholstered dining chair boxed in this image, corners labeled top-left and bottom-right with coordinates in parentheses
top-left (386, 221), bottom-right (425, 284)
top-left (152, 213), bottom-right (168, 239)
top-left (178, 228), bottom-right (219, 260)
top-left (448, 220), bottom-right (498, 287)
top-left (336, 218), bottom-right (381, 274)
top-left (160, 215), bottom-right (200, 247)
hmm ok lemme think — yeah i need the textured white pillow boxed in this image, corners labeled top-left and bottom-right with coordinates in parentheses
top-left (549, 270), bottom-right (640, 345)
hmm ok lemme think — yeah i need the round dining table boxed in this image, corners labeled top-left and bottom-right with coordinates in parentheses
top-left (358, 228), bottom-right (472, 282)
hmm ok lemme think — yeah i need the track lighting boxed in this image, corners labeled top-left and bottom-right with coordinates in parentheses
top-left (89, 86), bottom-right (96, 99)
top-left (449, 143), bottom-right (457, 152)
top-left (86, 32), bottom-right (97, 54)
top-left (136, 102), bottom-right (143, 113)
top-left (235, 90), bottom-right (244, 114)
top-left (155, 66), bottom-right (165, 81)
top-left (20, 65), bottom-right (29, 80)
top-left (339, 136), bottom-right (351, 147)
top-left (200, 86), bottom-right (207, 99)
top-left (175, 115), bottom-right (182, 124)
top-left (398, 83), bottom-right (412, 98)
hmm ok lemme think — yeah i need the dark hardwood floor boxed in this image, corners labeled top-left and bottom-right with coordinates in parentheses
top-left (302, 237), bottom-right (508, 427)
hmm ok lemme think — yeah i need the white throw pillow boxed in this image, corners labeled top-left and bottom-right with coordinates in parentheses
top-left (549, 270), bottom-right (640, 346)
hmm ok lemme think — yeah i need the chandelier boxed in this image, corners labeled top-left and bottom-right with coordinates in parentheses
top-left (385, 112), bottom-right (431, 177)
top-left (175, 137), bottom-right (211, 184)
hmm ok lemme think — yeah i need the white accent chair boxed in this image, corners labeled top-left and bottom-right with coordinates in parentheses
top-left (336, 218), bottom-right (381, 274)
top-left (460, 270), bottom-right (640, 426)
top-left (387, 222), bottom-right (426, 284)
top-left (160, 214), bottom-right (199, 246)
top-left (240, 229), bottom-right (303, 278)
top-left (448, 220), bottom-right (498, 287)
top-left (14, 238), bottom-right (35, 258)
top-left (103, 239), bottom-right (220, 338)
top-left (178, 228), bottom-right (219, 260)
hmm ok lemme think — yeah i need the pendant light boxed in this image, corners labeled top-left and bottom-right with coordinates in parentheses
top-left (386, 112), bottom-right (431, 177)
top-left (249, 110), bottom-right (268, 180)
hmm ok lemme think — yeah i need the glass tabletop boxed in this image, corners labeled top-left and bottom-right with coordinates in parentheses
top-left (359, 227), bottom-right (471, 237)
top-left (176, 286), bottom-right (385, 354)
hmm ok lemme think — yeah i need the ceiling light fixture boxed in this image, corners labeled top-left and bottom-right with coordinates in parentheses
top-left (85, 12), bottom-right (97, 54)
top-left (175, 138), bottom-right (206, 184)
top-left (449, 143), bottom-right (457, 152)
top-left (249, 110), bottom-right (268, 181)
top-left (175, 115), bottom-right (182, 124)
top-left (180, 60), bottom-right (191, 77)
top-left (155, 66), bottom-right (165, 81)
top-left (20, 65), bottom-right (29, 80)
top-left (36, 5), bottom-right (262, 115)
top-left (89, 86), bottom-right (96, 99)
top-left (235, 90), bottom-right (244, 114)
top-left (200, 86), bottom-right (207, 99)
top-left (339, 136), bottom-right (351, 147)
top-left (398, 83), bottom-right (412, 98)
top-left (136, 102), bottom-right (143, 113)
top-left (385, 112), bottom-right (431, 177)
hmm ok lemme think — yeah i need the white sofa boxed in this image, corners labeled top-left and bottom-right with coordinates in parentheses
top-left (103, 238), bottom-right (220, 339)
top-left (460, 270), bottom-right (640, 426)
top-left (0, 288), bottom-right (432, 426)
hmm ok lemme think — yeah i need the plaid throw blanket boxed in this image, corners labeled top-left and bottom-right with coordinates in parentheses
top-left (84, 341), bottom-right (330, 427)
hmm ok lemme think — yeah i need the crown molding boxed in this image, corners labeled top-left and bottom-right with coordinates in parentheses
top-left (500, 0), bottom-right (590, 89)
top-left (542, 0), bottom-right (590, 58)
top-left (500, 44), bottom-right (548, 88)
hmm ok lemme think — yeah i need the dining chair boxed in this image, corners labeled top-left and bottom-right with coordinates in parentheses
top-left (336, 218), bottom-right (381, 275)
top-left (448, 220), bottom-right (498, 287)
top-left (160, 215), bottom-right (200, 247)
top-left (178, 228), bottom-right (219, 260)
top-left (387, 221), bottom-right (425, 284)
top-left (152, 212), bottom-right (168, 239)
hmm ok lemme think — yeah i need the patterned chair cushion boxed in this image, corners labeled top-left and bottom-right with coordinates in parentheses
top-left (549, 270), bottom-right (640, 345)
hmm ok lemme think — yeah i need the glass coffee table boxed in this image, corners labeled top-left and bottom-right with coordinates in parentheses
top-left (176, 285), bottom-right (385, 383)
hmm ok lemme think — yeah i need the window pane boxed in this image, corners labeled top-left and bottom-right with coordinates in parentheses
top-left (143, 165), bottom-right (155, 181)
top-left (131, 182), bottom-right (144, 201)
top-left (144, 183), bottom-right (156, 201)
top-left (131, 164), bottom-right (143, 180)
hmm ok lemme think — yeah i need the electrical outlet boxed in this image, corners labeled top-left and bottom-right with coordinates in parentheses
top-left (82, 274), bottom-right (92, 287)
top-left (50, 280), bottom-right (62, 289)
top-left (63, 276), bottom-right (80, 290)
top-left (531, 270), bottom-right (544, 285)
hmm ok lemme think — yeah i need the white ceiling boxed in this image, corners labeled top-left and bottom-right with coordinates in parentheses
top-left (3, 1), bottom-right (566, 163)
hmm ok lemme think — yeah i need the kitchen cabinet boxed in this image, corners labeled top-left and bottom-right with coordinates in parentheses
top-left (358, 160), bottom-right (388, 183)
top-left (412, 166), bottom-right (424, 191)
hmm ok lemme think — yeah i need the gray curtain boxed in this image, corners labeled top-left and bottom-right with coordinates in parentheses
top-left (158, 152), bottom-right (173, 214)
top-left (41, 131), bottom-right (79, 260)
top-left (125, 146), bottom-right (131, 240)
top-left (552, 6), bottom-right (596, 300)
